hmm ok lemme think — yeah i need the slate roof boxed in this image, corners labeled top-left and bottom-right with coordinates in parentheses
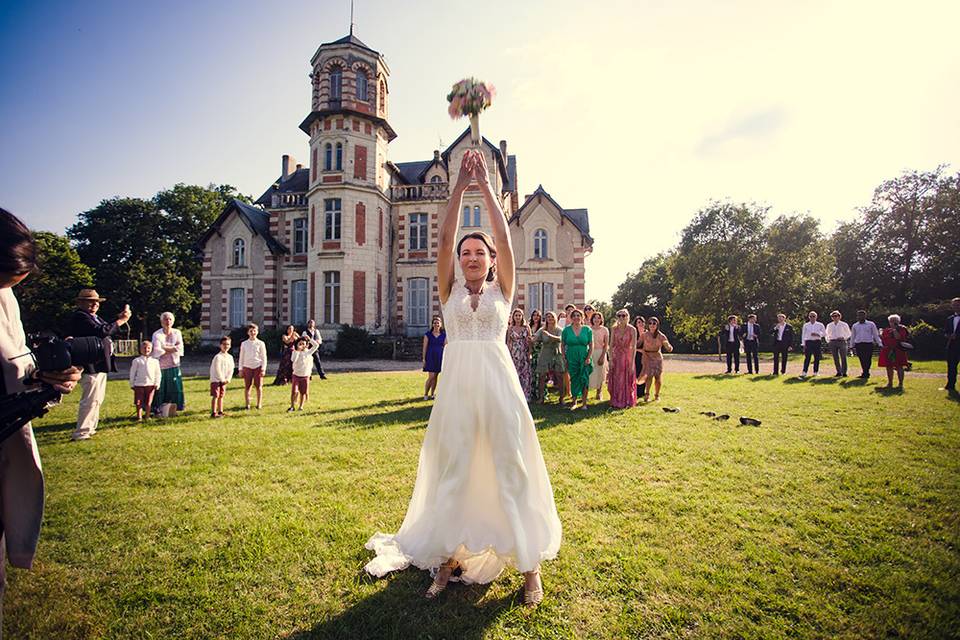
top-left (392, 160), bottom-right (433, 185)
top-left (440, 128), bottom-right (511, 190)
top-left (510, 185), bottom-right (593, 245)
top-left (254, 168), bottom-right (310, 206)
top-left (321, 33), bottom-right (378, 54)
top-left (198, 199), bottom-right (288, 255)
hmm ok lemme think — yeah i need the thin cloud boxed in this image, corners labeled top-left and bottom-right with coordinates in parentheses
top-left (697, 106), bottom-right (788, 155)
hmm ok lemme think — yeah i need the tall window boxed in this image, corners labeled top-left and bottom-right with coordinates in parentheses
top-left (291, 280), bottom-right (307, 326)
top-left (335, 143), bottom-right (343, 171)
top-left (534, 229), bottom-right (548, 259)
top-left (473, 205), bottom-right (481, 227)
top-left (407, 278), bottom-right (429, 329)
top-left (462, 205), bottom-right (471, 227)
top-left (430, 175), bottom-right (441, 183)
top-left (324, 199), bottom-right (341, 240)
top-left (527, 283), bottom-right (555, 314)
top-left (324, 143), bottom-right (332, 171)
top-left (293, 218), bottom-right (308, 254)
top-left (330, 67), bottom-right (342, 100)
top-left (323, 271), bottom-right (341, 324)
top-left (232, 238), bottom-right (245, 266)
top-left (379, 80), bottom-right (386, 112)
top-left (409, 213), bottom-right (428, 251)
top-left (229, 288), bottom-right (245, 328)
top-left (357, 72), bottom-right (368, 101)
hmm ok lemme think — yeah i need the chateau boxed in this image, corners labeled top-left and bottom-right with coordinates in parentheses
top-left (199, 32), bottom-right (593, 343)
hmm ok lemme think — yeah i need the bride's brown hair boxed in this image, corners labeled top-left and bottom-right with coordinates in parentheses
top-left (456, 231), bottom-right (497, 282)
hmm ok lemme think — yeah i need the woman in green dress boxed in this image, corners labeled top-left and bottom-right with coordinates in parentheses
top-left (561, 309), bottom-right (593, 411)
top-left (534, 311), bottom-right (566, 405)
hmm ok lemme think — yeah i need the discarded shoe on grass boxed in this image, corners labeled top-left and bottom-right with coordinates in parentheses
top-left (700, 411), bottom-right (716, 417)
top-left (739, 417), bottom-right (762, 426)
top-left (662, 407), bottom-right (680, 413)
top-left (713, 414), bottom-right (730, 421)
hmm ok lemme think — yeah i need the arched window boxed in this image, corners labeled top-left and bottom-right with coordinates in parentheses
top-left (534, 229), bottom-right (548, 259)
top-left (357, 72), bottom-right (369, 101)
top-left (430, 175), bottom-right (442, 183)
top-left (335, 142), bottom-right (343, 171)
top-left (462, 205), bottom-right (471, 227)
top-left (233, 238), bottom-right (245, 266)
top-left (324, 143), bottom-right (332, 171)
top-left (473, 206), bottom-right (481, 227)
top-left (329, 67), bottom-right (342, 100)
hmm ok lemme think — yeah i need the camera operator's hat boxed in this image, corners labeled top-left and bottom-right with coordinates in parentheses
top-left (75, 288), bottom-right (106, 302)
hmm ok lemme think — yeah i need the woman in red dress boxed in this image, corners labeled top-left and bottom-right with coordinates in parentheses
top-left (878, 314), bottom-right (910, 389)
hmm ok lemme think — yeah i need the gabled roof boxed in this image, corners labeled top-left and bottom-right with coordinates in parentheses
top-left (321, 33), bottom-right (378, 54)
top-left (198, 199), bottom-right (288, 255)
top-left (392, 160), bottom-right (433, 185)
top-left (510, 185), bottom-right (593, 245)
top-left (254, 168), bottom-right (309, 205)
top-left (440, 127), bottom-right (510, 191)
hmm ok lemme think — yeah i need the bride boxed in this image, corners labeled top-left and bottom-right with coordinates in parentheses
top-left (365, 149), bottom-right (562, 606)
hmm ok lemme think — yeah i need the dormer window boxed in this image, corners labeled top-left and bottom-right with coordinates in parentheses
top-left (233, 238), bottom-right (246, 267)
top-left (534, 229), bottom-right (548, 259)
top-left (330, 67), bottom-right (342, 100)
top-left (430, 175), bottom-right (441, 183)
top-left (357, 72), bottom-right (369, 101)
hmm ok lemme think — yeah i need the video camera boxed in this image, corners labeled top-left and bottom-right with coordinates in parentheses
top-left (0, 333), bottom-right (105, 443)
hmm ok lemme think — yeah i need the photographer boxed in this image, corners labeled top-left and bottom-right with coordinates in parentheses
top-left (69, 289), bottom-right (131, 441)
top-left (0, 208), bottom-right (80, 622)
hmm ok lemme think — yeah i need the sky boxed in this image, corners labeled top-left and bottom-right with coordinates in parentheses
top-left (1, 0), bottom-right (958, 302)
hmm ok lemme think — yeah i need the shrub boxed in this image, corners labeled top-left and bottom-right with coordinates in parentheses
top-left (907, 320), bottom-right (941, 358)
top-left (228, 326), bottom-right (285, 356)
top-left (334, 325), bottom-right (377, 359)
top-left (180, 326), bottom-right (202, 352)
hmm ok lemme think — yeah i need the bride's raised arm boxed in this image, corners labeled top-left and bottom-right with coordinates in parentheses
top-left (438, 152), bottom-right (476, 304)
top-left (473, 150), bottom-right (515, 301)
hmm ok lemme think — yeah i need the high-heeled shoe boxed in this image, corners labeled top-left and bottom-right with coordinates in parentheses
top-left (425, 559), bottom-right (459, 599)
top-left (523, 569), bottom-right (543, 607)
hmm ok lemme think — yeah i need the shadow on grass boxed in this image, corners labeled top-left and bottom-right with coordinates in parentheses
top-left (691, 374), bottom-right (735, 380)
top-left (329, 404), bottom-right (434, 430)
top-left (286, 569), bottom-right (517, 640)
top-left (840, 377), bottom-right (870, 388)
top-left (872, 385), bottom-right (905, 396)
top-left (809, 377), bottom-right (840, 385)
top-left (745, 374), bottom-right (778, 382)
top-left (316, 397), bottom-right (424, 416)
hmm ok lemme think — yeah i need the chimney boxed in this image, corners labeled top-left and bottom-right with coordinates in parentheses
top-left (295, 163), bottom-right (303, 172)
top-left (499, 139), bottom-right (508, 160)
top-left (281, 154), bottom-right (295, 182)
top-left (433, 149), bottom-right (440, 162)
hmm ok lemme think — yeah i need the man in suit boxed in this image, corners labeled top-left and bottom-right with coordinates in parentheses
top-left (68, 289), bottom-right (132, 441)
top-left (720, 315), bottom-right (742, 374)
top-left (943, 297), bottom-right (960, 394)
top-left (301, 318), bottom-right (327, 380)
top-left (742, 313), bottom-right (761, 374)
top-left (771, 313), bottom-right (794, 375)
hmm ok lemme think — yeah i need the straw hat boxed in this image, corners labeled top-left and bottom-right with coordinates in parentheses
top-left (75, 288), bottom-right (106, 302)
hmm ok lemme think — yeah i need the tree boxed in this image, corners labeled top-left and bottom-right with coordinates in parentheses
top-left (610, 252), bottom-right (676, 335)
top-left (16, 232), bottom-right (94, 333)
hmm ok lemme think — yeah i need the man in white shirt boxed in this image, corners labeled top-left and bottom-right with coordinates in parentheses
top-left (800, 311), bottom-right (826, 377)
top-left (742, 313), bottom-right (761, 374)
top-left (850, 309), bottom-right (882, 378)
top-left (944, 297), bottom-right (960, 393)
top-left (825, 310), bottom-right (852, 377)
top-left (301, 319), bottom-right (326, 379)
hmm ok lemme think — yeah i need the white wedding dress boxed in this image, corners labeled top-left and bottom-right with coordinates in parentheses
top-left (365, 280), bottom-right (562, 583)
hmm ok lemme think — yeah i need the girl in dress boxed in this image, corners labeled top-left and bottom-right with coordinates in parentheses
top-left (879, 314), bottom-right (910, 389)
top-left (588, 312), bottom-right (609, 401)
top-left (638, 316), bottom-right (673, 402)
top-left (608, 309), bottom-right (638, 408)
top-left (534, 312), bottom-right (566, 405)
top-left (273, 324), bottom-right (298, 385)
top-left (562, 309), bottom-right (593, 411)
top-left (365, 149), bottom-right (561, 607)
top-left (422, 316), bottom-right (446, 399)
top-left (507, 308), bottom-right (533, 399)
top-left (634, 315), bottom-right (647, 399)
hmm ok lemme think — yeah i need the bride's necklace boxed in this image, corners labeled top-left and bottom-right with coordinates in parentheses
top-left (464, 281), bottom-right (485, 311)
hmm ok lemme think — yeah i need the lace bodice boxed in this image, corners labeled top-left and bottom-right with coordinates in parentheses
top-left (442, 280), bottom-right (510, 342)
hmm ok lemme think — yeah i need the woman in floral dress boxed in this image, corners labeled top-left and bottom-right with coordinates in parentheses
top-left (608, 309), bottom-right (638, 408)
top-left (507, 308), bottom-right (533, 399)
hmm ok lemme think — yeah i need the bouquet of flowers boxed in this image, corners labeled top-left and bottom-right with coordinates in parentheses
top-left (447, 78), bottom-right (496, 146)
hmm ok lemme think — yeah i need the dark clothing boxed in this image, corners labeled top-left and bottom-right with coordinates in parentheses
top-left (67, 309), bottom-right (119, 374)
top-left (423, 330), bottom-right (446, 373)
top-left (945, 314), bottom-right (960, 390)
top-left (802, 340), bottom-right (822, 374)
top-left (302, 328), bottom-right (326, 377)
top-left (720, 325), bottom-right (741, 373)
top-left (742, 322), bottom-right (761, 373)
top-left (771, 323), bottom-right (794, 375)
top-left (855, 342), bottom-right (874, 377)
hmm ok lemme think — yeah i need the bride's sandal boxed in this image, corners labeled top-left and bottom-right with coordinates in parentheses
top-left (523, 569), bottom-right (544, 607)
top-left (425, 559), bottom-right (459, 599)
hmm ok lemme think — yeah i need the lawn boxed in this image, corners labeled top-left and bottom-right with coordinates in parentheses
top-left (6, 371), bottom-right (960, 639)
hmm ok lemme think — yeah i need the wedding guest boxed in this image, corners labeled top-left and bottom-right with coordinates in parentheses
top-left (150, 311), bottom-right (185, 417)
top-left (128, 340), bottom-right (160, 422)
top-left (557, 310), bottom-right (567, 329)
top-left (825, 310), bottom-right (852, 377)
top-left (638, 317), bottom-right (673, 402)
top-left (69, 289), bottom-right (132, 441)
top-left (582, 304), bottom-right (595, 323)
top-left (301, 319), bottom-right (327, 379)
top-left (209, 336), bottom-right (234, 418)
top-left (562, 309), bottom-right (593, 411)
top-left (634, 316), bottom-right (647, 398)
top-left (608, 309), bottom-right (638, 408)
top-left (770, 313), bottom-right (794, 375)
top-left (800, 311), bottom-right (826, 378)
top-left (534, 311), bottom-right (566, 405)
top-left (720, 315), bottom-right (742, 374)
top-left (851, 310), bottom-right (882, 379)
top-left (239, 323), bottom-right (268, 410)
top-left (273, 324), bottom-right (298, 385)
top-left (943, 297), bottom-right (960, 393)
top-left (879, 314), bottom-right (910, 389)
top-left (742, 313), bottom-right (761, 374)
top-left (558, 304), bottom-right (576, 329)
top-left (288, 336), bottom-right (319, 411)
top-left (529, 309), bottom-right (543, 400)
top-left (507, 309), bottom-right (533, 399)
top-left (529, 309), bottom-right (543, 334)
top-left (588, 312), bottom-right (609, 401)
top-left (422, 316), bottom-right (446, 400)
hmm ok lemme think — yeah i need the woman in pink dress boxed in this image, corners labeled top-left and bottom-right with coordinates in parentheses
top-left (507, 308), bottom-right (533, 399)
top-left (638, 316), bottom-right (673, 402)
top-left (608, 308), bottom-right (638, 408)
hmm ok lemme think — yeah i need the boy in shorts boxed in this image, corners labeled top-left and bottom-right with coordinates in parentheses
top-left (288, 336), bottom-right (319, 411)
top-left (239, 323), bottom-right (268, 409)
top-left (209, 336), bottom-right (234, 417)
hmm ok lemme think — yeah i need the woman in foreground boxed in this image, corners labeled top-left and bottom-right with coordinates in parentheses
top-left (365, 150), bottom-right (561, 607)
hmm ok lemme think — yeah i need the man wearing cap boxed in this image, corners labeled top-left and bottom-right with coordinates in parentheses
top-left (68, 289), bottom-right (132, 441)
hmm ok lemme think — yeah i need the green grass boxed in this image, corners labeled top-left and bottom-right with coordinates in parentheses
top-left (907, 359), bottom-right (948, 374)
top-left (7, 372), bottom-right (960, 639)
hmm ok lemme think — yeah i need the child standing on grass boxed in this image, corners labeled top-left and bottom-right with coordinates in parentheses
top-left (239, 323), bottom-right (268, 410)
top-left (129, 340), bottom-right (161, 422)
top-left (209, 336), bottom-right (234, 418)
top-left (288, 336), bottom-right (319, 411)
